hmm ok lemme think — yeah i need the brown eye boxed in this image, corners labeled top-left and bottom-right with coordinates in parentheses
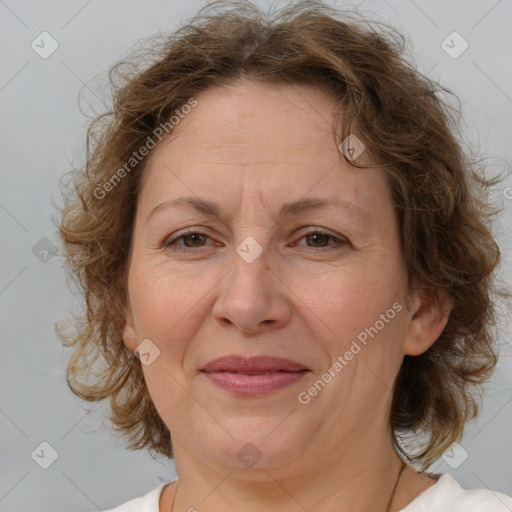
top-left (294, 229), bottom-right (347, 250)
top-left (181, 233), bottom-right (208, 247)
top-left (164, 229), bottom-right (213, 251)
top-left (305, 232), bottom-right (330, 247)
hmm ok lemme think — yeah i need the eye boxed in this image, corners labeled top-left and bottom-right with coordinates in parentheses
top-left (163, 228), bottom-right (214, 251)
top-left (163, 227), bottom-right (347, 252)
top-left (292, 228), bottom-right (347, 250)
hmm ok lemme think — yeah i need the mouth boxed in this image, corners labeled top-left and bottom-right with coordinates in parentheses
top-left (201, 355), bottom-right (310, 396)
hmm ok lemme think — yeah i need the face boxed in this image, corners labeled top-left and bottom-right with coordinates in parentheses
top-left (123, 79), bottom-right (420, 479)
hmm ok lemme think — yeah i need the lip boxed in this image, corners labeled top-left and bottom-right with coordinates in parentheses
top-left (202, 355), bottom-right (309, 373)
top-left (201, 355), bottom-right (309, 397)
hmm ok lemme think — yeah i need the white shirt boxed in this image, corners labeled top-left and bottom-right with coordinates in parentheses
top-left (101, 474), bottom-right (512, 511)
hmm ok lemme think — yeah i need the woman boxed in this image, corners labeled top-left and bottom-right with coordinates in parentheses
top-left (57, 1), bottom-right (512, 510)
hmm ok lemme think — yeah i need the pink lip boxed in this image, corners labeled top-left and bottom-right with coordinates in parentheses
top-left (201, 355), bottom-right (309, 397)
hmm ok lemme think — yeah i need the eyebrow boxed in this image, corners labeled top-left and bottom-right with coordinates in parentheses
top-left (146, 196), bottom-right (371, 225)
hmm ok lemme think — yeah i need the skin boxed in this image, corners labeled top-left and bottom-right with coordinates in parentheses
top-left (122, 79), bottom-right (450, 512)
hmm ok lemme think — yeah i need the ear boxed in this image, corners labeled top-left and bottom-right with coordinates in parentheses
top-left (122, 304), bottom-right (139, 353)
top-left (403, 285), bottom-right (452, 356)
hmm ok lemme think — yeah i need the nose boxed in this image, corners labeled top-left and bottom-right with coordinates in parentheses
top-left (211, 243), bottom-right (292, 335)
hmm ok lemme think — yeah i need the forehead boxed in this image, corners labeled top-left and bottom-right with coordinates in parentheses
top-left (138, 79), bottom-right (392, 221)
top-left (146, 80), bottom-right (341, 170)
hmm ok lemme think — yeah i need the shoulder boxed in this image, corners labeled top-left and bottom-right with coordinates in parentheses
top-left (402, 473), bottom-right (512, 512)
top-left (100, 479), bottom-right (176, 512)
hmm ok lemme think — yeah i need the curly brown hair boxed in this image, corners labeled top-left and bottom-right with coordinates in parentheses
top-left (56, 0), bottom-right (508, 470)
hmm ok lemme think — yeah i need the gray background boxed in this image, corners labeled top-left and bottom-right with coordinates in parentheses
top-left (1, 0), bottom-right (511, 510)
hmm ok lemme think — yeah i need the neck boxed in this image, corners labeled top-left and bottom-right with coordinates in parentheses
top-left (168, 429), bottom-right (405, 512)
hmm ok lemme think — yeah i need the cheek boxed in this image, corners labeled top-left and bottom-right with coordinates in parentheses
top-left (128, 242), bottom-right (405, 361)
top-left (308, 269), bottom-right (405, 414)
top-left (130, 265), bottom-right (204, 427)
top-left (309, 266), bottom-right (394, 338)
top-left (128, 263), bottom-right (204, 352)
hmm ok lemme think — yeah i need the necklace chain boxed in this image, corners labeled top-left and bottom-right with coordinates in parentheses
top-left (385, 460), bottom-right (406, 512)
top-left (170, 460), bottom-right (406, 512)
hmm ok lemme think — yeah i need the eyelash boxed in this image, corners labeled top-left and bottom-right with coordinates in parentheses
top-left (163, 227), bottom-right (347, 253)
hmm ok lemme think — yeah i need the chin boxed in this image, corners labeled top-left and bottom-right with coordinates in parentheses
top-left (205, 421), bottom-right (307, 474)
